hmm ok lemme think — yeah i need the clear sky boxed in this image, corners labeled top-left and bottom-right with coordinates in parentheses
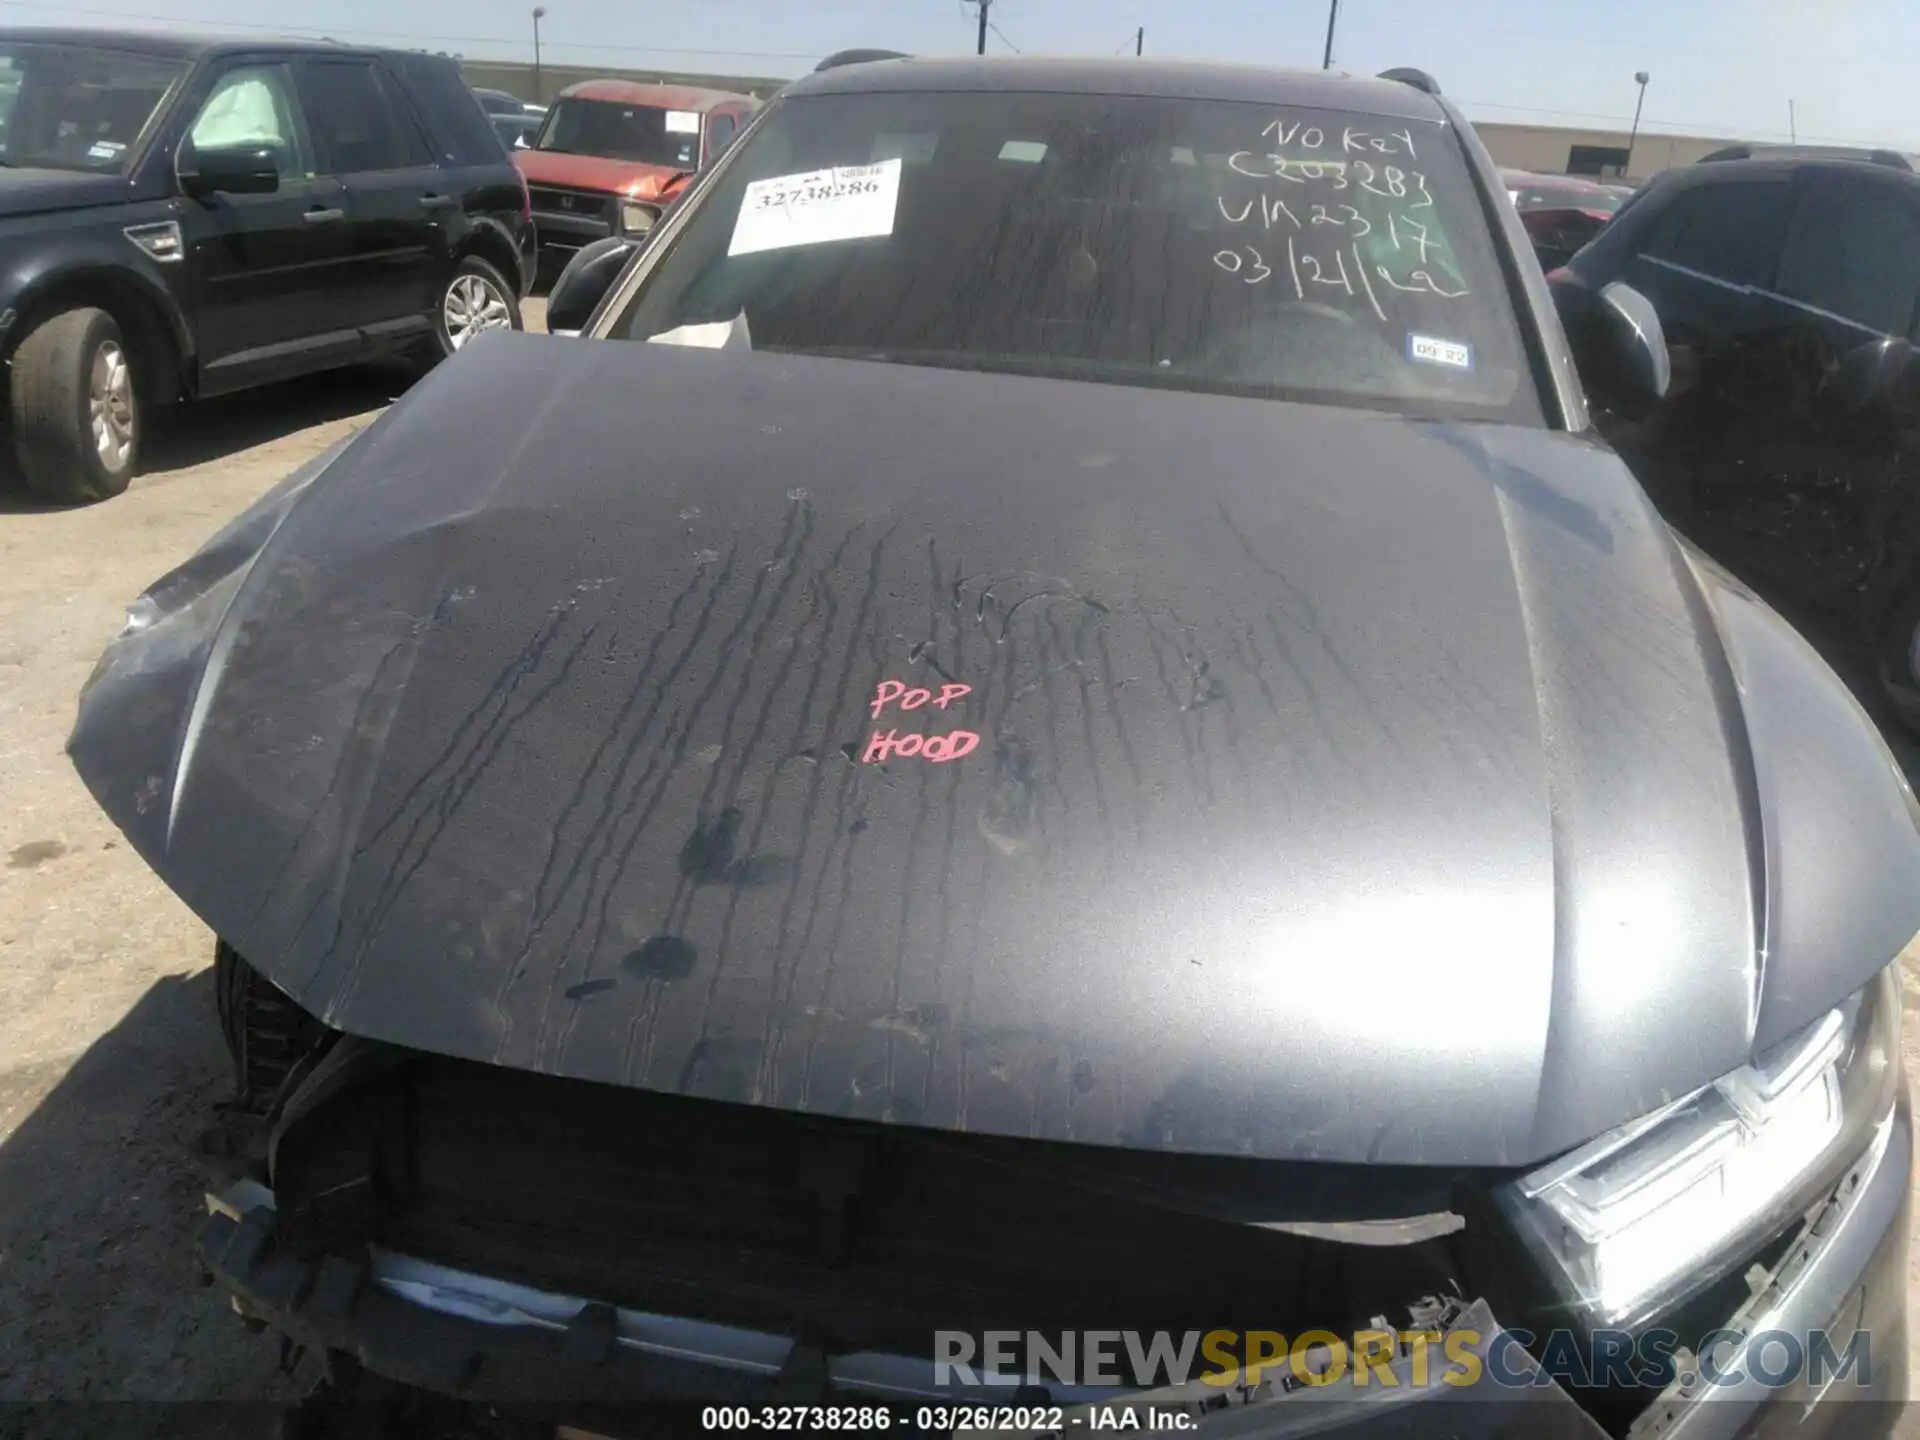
top-left (10, 0), bottom-right (1913, 149)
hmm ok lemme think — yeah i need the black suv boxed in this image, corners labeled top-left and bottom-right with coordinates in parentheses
top-left (1550, 146), bottom-right (1920, 721)
top-left (0, 29), bottom-right (536, 503)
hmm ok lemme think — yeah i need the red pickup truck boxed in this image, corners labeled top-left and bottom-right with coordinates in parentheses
top-left (514, 79), bottom-right (759, 271)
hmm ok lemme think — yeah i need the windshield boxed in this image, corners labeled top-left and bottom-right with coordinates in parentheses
top-left (536, 96), bottom-right (701, 168)
top-left (0, 42), bottom-right (182, 172)
top-left (609, 90), bottom-right (1542, 424)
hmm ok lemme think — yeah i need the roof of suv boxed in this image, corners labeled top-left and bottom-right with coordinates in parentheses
top-left (1636, 149), bottom-right (1920, 207)
top-left (1698, 143), bottom-right (1912, 171)
top-left (782, 55), bottom-right (1450, 122)
top-left (1670, 149), bottom-right (1920, 184)
top-left (0, 25), bottom-right (421, 61)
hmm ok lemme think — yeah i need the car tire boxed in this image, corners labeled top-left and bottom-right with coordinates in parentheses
top-left (431, 254), bottom-right (522, 360)
top-left (10, 306), bottom-right (139, 504)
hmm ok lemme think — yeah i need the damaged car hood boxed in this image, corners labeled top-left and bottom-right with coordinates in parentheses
top-left (69, 333), bottom-right (1920, 1167)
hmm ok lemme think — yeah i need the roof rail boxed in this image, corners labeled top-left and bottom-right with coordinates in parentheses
top-left (1698, 143), bottom-right (1913, 172)
top-left (1376, 67), bottom-right (1441, 96)
top-left (814, 48), bottom-right (910, 72)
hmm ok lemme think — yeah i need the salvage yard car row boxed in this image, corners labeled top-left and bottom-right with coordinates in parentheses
top-left (0, 27), bottom-right (754, 504)
top-left (51, 48), bottom-right (1920, 1439)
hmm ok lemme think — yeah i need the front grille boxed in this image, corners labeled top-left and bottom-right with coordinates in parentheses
top-left (528, 185), bottom-right (613, 221)
top-left (271, 1051), bottom-right (1459, 1358)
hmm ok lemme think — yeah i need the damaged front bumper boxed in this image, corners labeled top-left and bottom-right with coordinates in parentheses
top-left (197, 1191), bottom-right (1603, 1436)
top-left (197, 1092), bottom-right (1909, 1439)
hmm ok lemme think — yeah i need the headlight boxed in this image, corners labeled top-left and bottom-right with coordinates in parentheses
top-left (1499, 963), bottom-right (1900, 1328)
top-left (120, 594), bottom-right (161, 637)
top-left (620, 202), bottom-right (659, 235)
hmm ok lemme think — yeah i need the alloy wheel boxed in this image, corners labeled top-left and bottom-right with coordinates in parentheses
top-left (444, 272), bottom-right (513, 351)
top-left (88, 340), bottom-right (134, 472)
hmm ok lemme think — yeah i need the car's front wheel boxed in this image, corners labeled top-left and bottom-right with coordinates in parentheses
top-left (10, 306), bottom-right (139, 504)
top-left (433, 254), bottom-right (521, 358)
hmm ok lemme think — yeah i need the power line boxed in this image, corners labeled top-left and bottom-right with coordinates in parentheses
top-left (987, 18), bottom-right (1021, 53)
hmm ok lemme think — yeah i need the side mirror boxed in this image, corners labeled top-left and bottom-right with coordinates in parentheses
top-left (547, 236), bottom-right (637, 335)
top-left (1551, 275), bottom-right (1670, 414)
top-left (177, 143), bottom-right (280, 197)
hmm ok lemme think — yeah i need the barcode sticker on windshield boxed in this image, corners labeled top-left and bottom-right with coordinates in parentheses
top-left (1408, 334), bottom-right (1473, 369)
top-left (665, 110), bottom-right (701, 135)
top-left (728, 158), bottom-right (903, 257)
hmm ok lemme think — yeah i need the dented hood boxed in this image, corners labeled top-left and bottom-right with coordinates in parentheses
top-left (513, 148), bottom-right (690, 200)
top-left (69, 333), bottom-right (1920, 1167)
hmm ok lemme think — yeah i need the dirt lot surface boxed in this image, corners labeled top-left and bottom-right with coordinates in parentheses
top-left (0, 306), bottom-right (539, 1430)
top-left (0, 291), bottom-right (1914, 1433)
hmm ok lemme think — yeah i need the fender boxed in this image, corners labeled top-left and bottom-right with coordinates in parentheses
top-left (1676, 538), bottom-right (1920, 1051)
top-left (457, 211), bottom-right (531, 290)
top-left (0, 233), bottom-right (195, 379)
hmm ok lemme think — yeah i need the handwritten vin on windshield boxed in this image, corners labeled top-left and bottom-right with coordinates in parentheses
top-left (1209, 118), bottom-right (1468, 313)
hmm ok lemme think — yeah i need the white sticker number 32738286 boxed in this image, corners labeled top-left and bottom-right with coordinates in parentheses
top-left (728, 158), bottom-right (904, 257)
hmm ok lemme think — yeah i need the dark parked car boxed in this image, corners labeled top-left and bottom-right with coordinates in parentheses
top-left (1550, 146), bottom-right (1920, 722)
top-left (491, 109), bottom-right (542, 151)
top-left (0, 29), bottom-right (535, 503)
top-left (471, 84), bottom-right (531, 117)
top-left (73, 57), bottom-right (1918, 1437)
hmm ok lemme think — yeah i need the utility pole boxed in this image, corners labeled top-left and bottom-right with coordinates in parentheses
top-left (975, 0), bottom-right (989, 56)
top-left (1135, 25), bottom-right (1143, 55)
top-left (1788, 98), bottom-right (1797, 143)
top-left (1321, 0), bottom-right (1338, 69)
top-left (531, 6), bottom-right (546, 104)
top-left (1626, 70), bottom-right (1649, 176)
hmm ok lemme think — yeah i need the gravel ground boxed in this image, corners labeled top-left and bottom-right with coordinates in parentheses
top-left (0, 294), bottom-right (1913, 1434)
top-left (0, 308), bottom-right (541, 1431)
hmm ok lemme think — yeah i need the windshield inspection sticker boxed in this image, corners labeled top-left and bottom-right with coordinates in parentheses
top-left (664, 109), bottom-right (701, 135)
top-left (871, 131), bottom-right (939, 165)
top-left (728, 158), bottom-right (903, 257)
top-left (87, 140), bottom-right (125, 161)
top-left (1408, 333), bottom-right (1473, 370)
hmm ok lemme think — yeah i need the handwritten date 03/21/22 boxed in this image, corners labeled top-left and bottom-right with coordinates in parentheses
top-left (1209, 114), bottom-right (1467, 313)
top-left (860, 678), bottom-right (981, 766)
